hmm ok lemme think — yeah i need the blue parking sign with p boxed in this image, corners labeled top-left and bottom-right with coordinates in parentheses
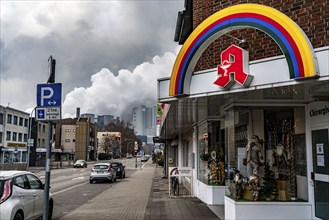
top-left (37, 83), bottom-right (62, 107)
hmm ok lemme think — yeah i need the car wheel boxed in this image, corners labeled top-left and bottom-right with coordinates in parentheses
top-left (13, 212), bottom-right (23, 220)
top-left (48, 200), bottom-right (53, 220)
top-left (89, 179), bottom-right (93, 184)
top-left (123, 173), bottom-right (125, 178)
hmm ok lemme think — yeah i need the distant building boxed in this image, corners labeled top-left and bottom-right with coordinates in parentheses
top-left (54, 117), bottom-right (97, 161)
top-left (81, 113), bottom-right (95, 123)
top-left (132, 105), bottom-right (156, 136)
top-left (97, 115), bottom-right (115, 130)
top-left (0, 106), bottom-right (29, 163)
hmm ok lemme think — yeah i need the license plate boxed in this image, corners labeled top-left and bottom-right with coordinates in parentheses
top-left (97, 171), bottom-right (104, 174)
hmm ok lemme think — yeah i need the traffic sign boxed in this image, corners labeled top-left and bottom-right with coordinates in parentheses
top-left (37, 83), bottom-right (62, 107)
top-left (36, 107), bottom-right (61, 121)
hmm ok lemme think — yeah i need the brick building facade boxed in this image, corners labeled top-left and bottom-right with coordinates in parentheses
top-left (193, 0), bottom-right (328, 72)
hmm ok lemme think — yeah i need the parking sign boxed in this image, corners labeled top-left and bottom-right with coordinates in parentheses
top-left (37, 83), bottom-right (62, 107)
top-left (36, 83), bottom-right (62, 121)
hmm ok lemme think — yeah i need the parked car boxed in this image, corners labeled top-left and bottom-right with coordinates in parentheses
top-left (74, 159), bottom-right (87, 168)
top-left (110, 162), bottom-right (126, 178)
top-left (0, 170), bottom-right (53, 220)
top-left (127, 154), bottom-right (133, 159)
top-left (141, 156), bottom-right (149, 162)
top-left (90, 163), bottom-right (116, 183)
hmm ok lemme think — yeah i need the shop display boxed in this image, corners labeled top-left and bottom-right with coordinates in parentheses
top-left (248, 174), bottom-right (261, 201)
top-left (233, 170), bottom-right (245, 199)
top-left (243, 135), bottom-right (265, 177)
top-left (262, 162), bottom-right (278, 200)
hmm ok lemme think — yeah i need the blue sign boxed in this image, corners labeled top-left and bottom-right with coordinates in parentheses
top-left (37, 83), bottom-right (62, 107)
top-left (37, 108), bottom-right (46, 120)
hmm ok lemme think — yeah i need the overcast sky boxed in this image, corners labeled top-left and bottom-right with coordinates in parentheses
top-left (0, 0), bottom-right (183, 121)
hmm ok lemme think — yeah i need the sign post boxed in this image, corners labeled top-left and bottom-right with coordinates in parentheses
top-left (36, 56), bottom-right (61, 220)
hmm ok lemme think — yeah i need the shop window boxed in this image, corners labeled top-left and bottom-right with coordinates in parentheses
top-left (197, 119), bottom-right (225, 186)
top-left (225, 106), bottom-right (307, 202)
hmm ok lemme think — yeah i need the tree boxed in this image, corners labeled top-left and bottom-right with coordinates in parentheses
top-left (104, 120), bottom-right (138, 156)
top-left (262, 162), bottom-right (278, 200)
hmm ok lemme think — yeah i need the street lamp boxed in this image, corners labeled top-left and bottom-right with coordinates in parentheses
top-left (27, 107), bottom-right (37, 171)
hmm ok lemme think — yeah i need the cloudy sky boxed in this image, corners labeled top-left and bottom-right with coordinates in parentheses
top-left (0, 0), bottom-right (183, 121)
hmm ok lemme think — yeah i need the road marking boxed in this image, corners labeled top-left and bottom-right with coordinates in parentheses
top-left (72, 176), bottom-right (85, 180)
top-left (52, 182), bottom-right (87, 195)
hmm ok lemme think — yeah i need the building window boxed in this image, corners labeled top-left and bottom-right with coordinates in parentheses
top-left (24, 134), bottom-right (28, 142)
top-left (73, 139), bottom-right (75, 142)
top-left (12, 132), bottom-right (17, 141)
top-left (19, 117), bottom-right (23, 126)
top-left (18, 133), bottom-right (23, 142)
top-left (7, 114), bottom-right (12, 124)
top-left (65, 129), bottom-right (71, 132)
top-left (43, 125), bottom-right (46, 133)
top-left (38, 124), bottom-right (41, 131)
top-left (13, 116), bottom-right (18, 125)
top-left (6, 131), bottom-right (11, 141)
top-left (65, 139), bottom-right (71, 142)
top-left (24, 118), bottom-right (28, 127)
top-left (42, 139), bottom-right (45, 147)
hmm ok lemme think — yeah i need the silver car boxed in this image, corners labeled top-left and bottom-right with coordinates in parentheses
top-left (89, 163), bottom-right (116, 184)
top-left (0, 170), bottom-right (53, 220)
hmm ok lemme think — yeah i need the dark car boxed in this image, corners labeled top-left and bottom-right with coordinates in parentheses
top-left (74, 159), bottom-right (87, 168)
top-left (110, 162), bottom-right (126, 178)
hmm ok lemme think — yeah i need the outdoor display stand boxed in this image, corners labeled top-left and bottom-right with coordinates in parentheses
top-left (168, 167), bottom-right (192, 198)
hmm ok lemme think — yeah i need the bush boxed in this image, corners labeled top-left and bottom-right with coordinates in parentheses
top-left (98, 153), bottom-right (112, 160)
top-left (157, 158), bottom-right (164, 167)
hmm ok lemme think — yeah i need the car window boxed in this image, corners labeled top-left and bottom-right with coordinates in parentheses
top-left (94, 165), bottom-right (109, 169)
top-left (111, 163), bottom-right (118, 167)
top-left (26, 174), bottom-right (43, 190)
top-left (14, 175), bottom-right (29, 189)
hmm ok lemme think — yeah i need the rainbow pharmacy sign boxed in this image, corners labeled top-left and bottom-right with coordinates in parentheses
top-left (169, 4), bottom-right (319, 97)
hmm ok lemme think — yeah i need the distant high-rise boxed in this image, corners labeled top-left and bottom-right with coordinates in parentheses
top-left (97, 115), bottom-right (115, 130)
top-left (132, 105), bottom-right (156, 136)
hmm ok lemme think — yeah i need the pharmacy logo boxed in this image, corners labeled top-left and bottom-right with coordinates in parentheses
top-left (214, 45), bottom-right (253, 89)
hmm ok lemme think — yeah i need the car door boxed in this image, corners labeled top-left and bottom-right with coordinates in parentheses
top-left (13, 175), bottom-right (35, 220)
top-left (26, 174), bottom-right (45, 219)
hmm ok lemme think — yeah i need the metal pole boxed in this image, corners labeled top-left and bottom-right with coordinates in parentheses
top-left (43, 121), bottom-right (52, 220)
top-left (27, 107), bottom-right (36, 171)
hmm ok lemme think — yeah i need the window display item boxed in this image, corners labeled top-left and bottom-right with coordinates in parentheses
top-left (233, 170), bottom-right (245, 199)
top-left (248, 174), bottom-right (261, 201)
top-left (243, 135), bottom-right (265, 177)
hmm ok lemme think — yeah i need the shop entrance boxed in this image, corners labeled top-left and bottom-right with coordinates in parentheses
top-left (311, 128), bottom-right (329, 220)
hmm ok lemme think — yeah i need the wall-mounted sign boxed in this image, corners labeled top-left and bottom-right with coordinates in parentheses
top-left (215, 45), bottom-right (253, 89)
top-left (169, 3), bottom-right (319, 97)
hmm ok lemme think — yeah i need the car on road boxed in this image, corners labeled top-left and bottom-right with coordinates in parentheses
top-left (127, 154), bottom-right (133, 159)
top-left (0, 170), bottom-right (53, 220)
top-left (141, 156), bottom-right (149, 162)
top-left (90, 163), bottom-right (117, 183)
top-left (110, 162), bottom-right (126, 178)
top-left (74, 159), bottom-right (87, 168)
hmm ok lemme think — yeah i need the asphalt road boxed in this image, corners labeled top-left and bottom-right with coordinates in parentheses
top-left (32, 158), bottom-right (142, 219)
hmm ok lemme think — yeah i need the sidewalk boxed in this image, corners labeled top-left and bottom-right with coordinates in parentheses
top-left (144, 166), bottom-right (221, 220)
top-left (55, 161), bottom-right (222, 220)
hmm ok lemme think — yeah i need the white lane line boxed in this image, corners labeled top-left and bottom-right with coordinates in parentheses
top-left (52, 182), bottom-right (88, 196)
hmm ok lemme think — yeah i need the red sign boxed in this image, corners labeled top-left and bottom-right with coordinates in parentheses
top-left (214, 45), bottom-right (253, 89)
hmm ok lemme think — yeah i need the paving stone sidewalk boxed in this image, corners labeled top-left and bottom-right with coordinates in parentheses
top-left (144, 166), bottom-right (221, 220)
top-left (58, 161), bottom-right (221, 220)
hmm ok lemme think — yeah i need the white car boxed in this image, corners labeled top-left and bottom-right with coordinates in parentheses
top-left (90, 163), bottom-right (117, 184)
top-left (0, 170), bottom-right (53, 220)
